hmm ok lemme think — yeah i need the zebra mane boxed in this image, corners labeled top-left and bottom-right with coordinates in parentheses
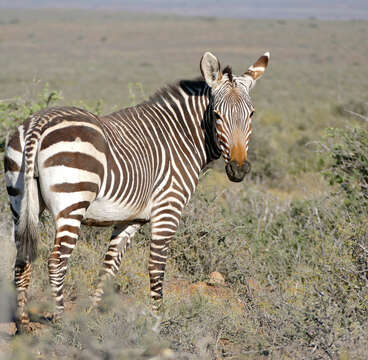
top-left (222, 66), bottom-right (233, 82)
top-left (144, 77), bottom-right (207, 107)
top-left (105, 77), bottom-right (210, 121)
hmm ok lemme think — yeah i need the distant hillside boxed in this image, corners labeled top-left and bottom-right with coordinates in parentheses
top-left (1, 0), bottom-right (368, 20)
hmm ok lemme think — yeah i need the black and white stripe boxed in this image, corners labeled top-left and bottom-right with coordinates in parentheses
top-left (4, 51), bottom-right (269, 332)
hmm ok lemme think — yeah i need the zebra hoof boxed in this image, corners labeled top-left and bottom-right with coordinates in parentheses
top-left (49, 312), bottom-right (63, 324)
top-left (15, 323), bottom-right (31, 335)
top-left (15, 313), bottom-right (31, 334)
top-left (15, 320), bottom-right (42, 335)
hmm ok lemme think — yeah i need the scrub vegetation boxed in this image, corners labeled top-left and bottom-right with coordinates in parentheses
top-left (0, 8), bottom-right (367, 360)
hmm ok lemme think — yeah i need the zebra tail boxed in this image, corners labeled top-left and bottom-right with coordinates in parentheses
top-left (15, 115), bottom-right (42, 263)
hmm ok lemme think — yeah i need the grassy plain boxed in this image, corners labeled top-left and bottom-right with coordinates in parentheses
top-left (0, 8), bottom-right (368, 359)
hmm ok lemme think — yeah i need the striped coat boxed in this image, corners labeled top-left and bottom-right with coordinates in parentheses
top-left (4, 51), bottom-right (269, 332)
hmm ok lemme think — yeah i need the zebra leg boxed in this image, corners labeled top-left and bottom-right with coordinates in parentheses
top-left (13, 206), bottom-right (45, 332)
top-left (11, 204), bottom-right (32, 332)
top-left (48, 209), bottom-right (87, 319)
top-left (149, 207), bottom-right (181, 312)
top-left (14, 256), bottom-right (32, 332)
top-left (92, 222), bottom-right (142, 306)
top-left (4, 126), bottom-right (31, 331)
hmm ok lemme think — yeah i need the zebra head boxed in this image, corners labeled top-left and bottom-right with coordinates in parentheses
top-left (200, 51), bottom-right (270, 182)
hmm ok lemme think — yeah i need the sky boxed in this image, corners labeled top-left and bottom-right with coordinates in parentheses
top-left (0, 0), bottom-right (367, 19)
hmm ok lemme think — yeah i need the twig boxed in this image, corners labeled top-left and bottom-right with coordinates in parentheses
top-left (0, 98), bottom-right (16, 103)
top-left (344, 109), bottom-right (368, 122)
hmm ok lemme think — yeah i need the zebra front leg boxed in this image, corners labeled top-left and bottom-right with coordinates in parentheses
top-left (92, 222), bottom-right (143, 306)
top-left (149, 206), bottom-right (181, 312)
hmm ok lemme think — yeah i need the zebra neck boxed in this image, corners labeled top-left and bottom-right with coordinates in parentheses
top-left (143, 78), bottom-right (222, 168)
top-left (202, 101), bottom-right (222, 164)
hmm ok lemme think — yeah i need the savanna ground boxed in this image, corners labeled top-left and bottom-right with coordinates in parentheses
top-left (0, 8), bottom-right (368, 359)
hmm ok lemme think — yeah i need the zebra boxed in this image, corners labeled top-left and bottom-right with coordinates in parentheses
top-left (4, 51), bottom-right (269, 332)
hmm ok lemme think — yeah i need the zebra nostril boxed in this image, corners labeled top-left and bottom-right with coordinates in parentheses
top-left (225, 160), bottom-right (251, 182)
top-left (242, 160), bottom-right (251, 175)
top-left (225, 161), bottom-right (241, 182)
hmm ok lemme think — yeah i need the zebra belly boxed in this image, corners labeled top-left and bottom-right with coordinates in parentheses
top-left (84, 198), bottom-right (151, 225)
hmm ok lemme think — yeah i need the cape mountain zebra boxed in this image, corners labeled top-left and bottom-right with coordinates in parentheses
top-left (4, 51), bottom-right (269, 332)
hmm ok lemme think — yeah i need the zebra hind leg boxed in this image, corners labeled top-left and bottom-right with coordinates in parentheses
top-left (48, 207), bottom-right (88, 320)
top-left (13, 204), bottom-right (43, 333)
top-left (13, 256), bottom-right (32, 333)
top-left (4, 127), bottom-right (33, 332)
top-left (92, 222), bottom-right (143, 307)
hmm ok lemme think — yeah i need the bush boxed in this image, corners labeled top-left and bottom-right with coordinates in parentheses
top-left (325, 127), bottom-right (368, 210)
top-left (170, 178), bottom-right (368, 358)
top-left (2, 88), bottom-right (368, 359)
top-left (0, 84), bottom-right (62, 153)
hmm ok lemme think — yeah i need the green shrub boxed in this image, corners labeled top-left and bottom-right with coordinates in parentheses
top-left (0, 84), bottom-right (62, 152)
top-left (325, 127), bottom-right (368, 210)
top-left (2, 87), bottom-right (368, 359)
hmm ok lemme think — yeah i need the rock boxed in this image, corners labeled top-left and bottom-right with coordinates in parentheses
top-left (166, 277), bottom-right (244, 314)
top-left (142, 346), bottom-right (175, 359)
top-left (208, 271), bottom-right (225, 286)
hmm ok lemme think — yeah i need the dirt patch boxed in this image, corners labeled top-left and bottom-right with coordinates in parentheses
top-left (166, 278), bottom-right (244, 313)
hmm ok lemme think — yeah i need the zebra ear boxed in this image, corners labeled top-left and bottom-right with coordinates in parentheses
top-left (200, 52), bottom-right (222, 88)
top-left (244, 52), bottom-right (270, 81)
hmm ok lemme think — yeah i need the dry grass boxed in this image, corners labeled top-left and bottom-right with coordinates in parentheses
top-left (0, 8), bottom-right (368, 360)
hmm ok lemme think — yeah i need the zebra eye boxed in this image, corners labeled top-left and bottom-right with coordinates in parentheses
top-left (250, 111), bottom-right (255, 118)
top-left (214, 112), bottom-right (222, 124)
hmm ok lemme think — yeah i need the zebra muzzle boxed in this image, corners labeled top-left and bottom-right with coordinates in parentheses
top-left (225, 160), bottom-right (251, 182)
